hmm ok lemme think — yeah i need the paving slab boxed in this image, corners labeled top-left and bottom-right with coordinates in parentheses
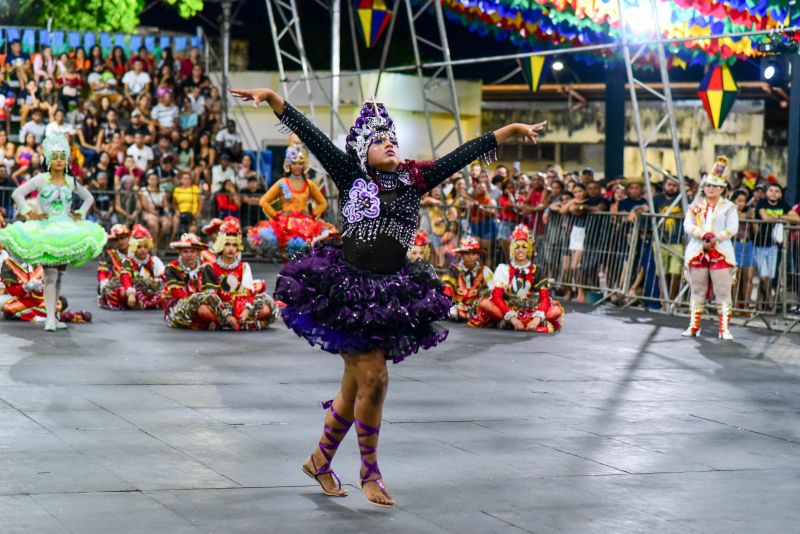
top-left (2, 262), bottom-right (800, 533)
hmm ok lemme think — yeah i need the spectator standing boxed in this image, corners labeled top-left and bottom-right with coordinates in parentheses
top-left (468, 182), bottom-right (498, 262)
top-left (581, 180), bottom-right (611, 289)
top-left (652, 176), bottom-right (685, 300)
top-left (522, 172), bottom-right (551, 237)
top-left (731, 189), bottom-right (756, 312)
top-left (115, 175), bottom-right (141, 227)
top-left (754, 183), bottom-right (799, 307)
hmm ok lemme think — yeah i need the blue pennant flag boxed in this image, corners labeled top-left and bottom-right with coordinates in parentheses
top-left (129, 35), bottom-right (142, 53)
top-left (39, 30), bottom-right (50, 47)
top-left (174, 36), bottom-right (187, 52)
top-left (68, 32), bottom-right (81, 48)
top-left (144, 36), bottom-right (156, 52)
top-left (99, 33), bottom-right (112, 50)
top-left (190, 36), bottom-right (202, 49)
top-left (84, 33), bottom-right (96, 52)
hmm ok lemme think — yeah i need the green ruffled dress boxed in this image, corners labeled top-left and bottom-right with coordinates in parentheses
top-left (0, 174), bottom-right (107, 267)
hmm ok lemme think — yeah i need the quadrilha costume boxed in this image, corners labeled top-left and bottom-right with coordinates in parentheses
top-left (97, 224), bottom-right (134, 310)
top-left (682, 156), bottom-right (738, 340)
top-left (441, 236), bottom-right (494, 323)
top-left (127, 224), bottom-right (166, 310)
top-left (1, 257), bottom-right (46, 321)
top-left (273, 98), bottom-right (498, 501)
top-left (161, 233), bottom-right (229, 330)
top-left (200, 217), bottom-right (276, 330)
top-left (248, 144), bottom-right (335, 258)
top-left (474, 225), bottom-right (563, 332)
top-left (0, 132), bottom-right (106, 331)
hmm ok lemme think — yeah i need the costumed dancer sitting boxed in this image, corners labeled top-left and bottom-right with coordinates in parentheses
top-left (475, 224), bottom-right (563, 332)
top-left (97, 224), bottom-right (135, 310)
top-left (1, 256), bottom-right (47, 321)
top-left (682, 156), bottom-right (738, 340)
top-left (231, 86), bottom-right (545, 507)
top-left (248, 143), bottom-right (335, 258)
top-left (441, 236), bottom-right (494, 323)
top-left (200, 218), bottom-right (223, 264)
top-left (161, 233), bottom-right (232, 330)
top-left (0, 132), bottom-right (106, 331)
top-left (200, 217), bottom-right (276, 331)
top-left (127, 224), bottom-right (166, 310)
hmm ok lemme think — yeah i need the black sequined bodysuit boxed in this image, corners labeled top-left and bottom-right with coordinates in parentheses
top-left (278, 102), bottom-right (497, 274)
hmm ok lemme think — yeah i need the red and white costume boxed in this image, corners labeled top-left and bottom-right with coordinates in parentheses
top-left (440, 236), bottom-right (494, 323)
top-left (1, 257), bottom-right (46, 321)
top-left (97, 224), bottom-right (134, 310)
top-left (161, 233), bottom-right (228, 330)
top-left (201, 217), bottom-right (275, 330)
top-left (127, 224), bottom-right (166, 310)
top-left (475, 225), bottom-right (563, 332)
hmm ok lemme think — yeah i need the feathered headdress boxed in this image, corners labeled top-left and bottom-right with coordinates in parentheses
top-left (129, 224), bottom-right (154, 252)
top-left (703, 155), bottom-right (729, 188)
top-left (345, 98), bottom-right (398, 175)
top-left (454, 236), bottom-right (483, 255)
top-left (214, 216), bottom-right (243, 253)
top-left (509, 224), bottom-right (534, 259)
top-left (42, 132), bottom-right (71, 168)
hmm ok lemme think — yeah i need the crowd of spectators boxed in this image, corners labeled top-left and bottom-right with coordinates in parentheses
top-left (0, 40), bottom-right (268, 249)
top-left (419, 163), bottom-right (800, 313)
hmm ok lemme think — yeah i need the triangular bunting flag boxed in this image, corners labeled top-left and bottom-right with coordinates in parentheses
top-left (519, 55), bottom-right (546, 93)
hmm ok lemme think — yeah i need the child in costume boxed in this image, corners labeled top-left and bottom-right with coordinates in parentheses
top-left (97, 224), bottom-right (135, 310)
top-left (200, 217), bottom-right (276, 330)
top-left (127, 224), bottom-right (166, 310)
top-left (231, 86), bottom-right (545, 508)
top-left (407, 228), bottom-right (432, 262)
top-left (476, 224), bottom-right (563, 332)
top-left (161, 233), bottom-right (233, 330)
top-left (248, 143), bottom-right (335, 258)
top-left (441, 236), bottom-right (494, 323)
top-left (682, 156), bottom-right (739, 340)
top-left (1, 256), bottom-right (46, 321)
top-left (0, 132), bottom-right (106, 331)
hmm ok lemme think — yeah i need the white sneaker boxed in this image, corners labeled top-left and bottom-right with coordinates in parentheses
top-left (719, 330), bottom-right (734, 341)
top-left (55, 321), bottom-right (68, 330)
top-left (44, 320), bottom-right (57, 332)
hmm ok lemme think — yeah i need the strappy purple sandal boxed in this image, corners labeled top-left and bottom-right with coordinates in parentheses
top-left (355, 418), bottom-right (395, 508)
top-left (302, 400), bottom-right (352, 497)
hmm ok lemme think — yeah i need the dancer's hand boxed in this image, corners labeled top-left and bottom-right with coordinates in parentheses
top-left (26, 212), bottom-right (48, 221)
top-left (71, 213), bottom-right (82, 221)
top-left (238, 308), bottom-right (250, 322)
top-left (516, 121), bottom-right (547, 144)
top-left (527, 317), bottom-right (542, 331)
top-left (510, 317), bottom-right (526, 331)
top-left (127, 293), bottom-right (137, 309)
top-left (226, 315), bottom-right (240, 331)
top-left (230, 88), bottom-right (285, 114)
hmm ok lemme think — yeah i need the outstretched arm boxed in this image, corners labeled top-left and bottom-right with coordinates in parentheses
top-left (420, 121), bottom-right (546, 191)
top-left (229, 88), bottom-right (356, 188)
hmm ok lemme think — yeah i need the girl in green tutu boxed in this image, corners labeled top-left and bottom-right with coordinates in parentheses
top-left (0, 132), bottom-right (106, 331)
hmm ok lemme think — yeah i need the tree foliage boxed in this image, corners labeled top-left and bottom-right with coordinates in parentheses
top-left (12, 0), bottom-right (204, 33)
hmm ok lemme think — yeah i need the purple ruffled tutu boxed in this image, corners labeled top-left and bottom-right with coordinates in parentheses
top-left (275, 239), bottom-right (451, 363)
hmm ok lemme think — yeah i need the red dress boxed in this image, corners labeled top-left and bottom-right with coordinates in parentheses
top-left (1, 258), bottom-right (45, 321)
top-left (97, 248), bottom-right (133, 310)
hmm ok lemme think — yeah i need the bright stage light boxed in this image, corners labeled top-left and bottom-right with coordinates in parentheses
top-left (623, 1), bottom-right (672, 37)
top-left (552, 60), bottom-right (564, 72)
top-left (763, 65), bottom-right (776, 80)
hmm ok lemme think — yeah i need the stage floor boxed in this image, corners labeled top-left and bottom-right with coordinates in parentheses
top-left (2, 263), bottom-right (800, 533)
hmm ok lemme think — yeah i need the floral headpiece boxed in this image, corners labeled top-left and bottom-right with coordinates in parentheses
top-left (509, 224), bottom-right (534, 259)
top-left (346, 98), bottom-right (398, 175)
top-left (170, 233), bottom-right (207, 250)
top-left (454, 236), bottom-right (483, 255)
top-left (107, 224), bottom-right (130, 241)
top-left (201, 218), bottom-right (224, 236)
top-left (214, 216), bottom-right (243, 253)
top-left (42, 132), bottom-right (71, 168)
top-left (704, 155), bottom-right (729, 188)
top-left (129, 224), bottom-right (154, 252)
